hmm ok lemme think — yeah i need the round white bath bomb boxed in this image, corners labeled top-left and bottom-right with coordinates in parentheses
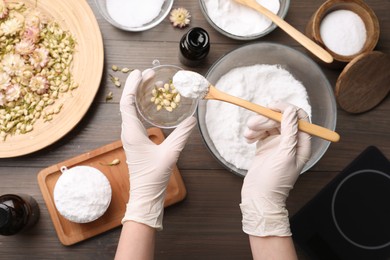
top-left (54, 166), bottom-right (112, 223)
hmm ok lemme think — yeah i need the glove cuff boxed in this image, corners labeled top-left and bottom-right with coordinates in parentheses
top-left (122, 200), bottom-right (164, 231)
top-left (240, 197), bottom-right (291, 237)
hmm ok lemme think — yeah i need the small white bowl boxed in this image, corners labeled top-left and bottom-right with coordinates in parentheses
top-left (94, 0), bottom-right (174, 32)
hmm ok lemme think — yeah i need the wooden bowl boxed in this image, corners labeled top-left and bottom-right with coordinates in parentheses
top-left (306, 0), bottom-right (379, 66)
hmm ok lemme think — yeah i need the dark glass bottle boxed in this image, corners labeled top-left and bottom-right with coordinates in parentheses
top-left (179, 27), bottom-right (210, 67)
top-left (0, 194), bottom-right (40, 236)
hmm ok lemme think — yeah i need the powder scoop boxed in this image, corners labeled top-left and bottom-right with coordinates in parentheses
top-left (173, 70), bottom-right (340, 143)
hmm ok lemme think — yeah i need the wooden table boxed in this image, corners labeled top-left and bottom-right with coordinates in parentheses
top-left (1, 0), bottom-right (389, 259)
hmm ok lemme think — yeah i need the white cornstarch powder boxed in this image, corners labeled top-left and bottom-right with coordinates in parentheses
top-left (320, 10), bottom-right (367, 56)
top-left (203, 0), bottom-right (280, 37)
top-left (173, 70), bottom-right (210, 99)
top-left (106, 0), bottom-right (165, 28)
top-left (206, 65), bottom-right (311, 170)
top-left (54, 166), bottom-right (112, 223)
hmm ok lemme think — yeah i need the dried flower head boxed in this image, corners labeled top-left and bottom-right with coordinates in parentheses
top-left (0, 0), bottom-right (8, 19)
top-left (0, 72), bottom-right (11, 91)
top-left (1, 53), bottom-right (25, 76)
top-left (30, 47), bottom-right (49, 69)
top-left (29, 75), bottom-right (49, 95)
top-left (0, 17), bottom-right (22, 35)
top-left (25, 14), bottom-right (40, 28)
top-left (15, 40), bottom-right (35, 55)
top-left (169, 8), bottom-right (191, 28)
top-left (0, 92), bottom-right (5, 107)
top-left (5, 84), bottom-right (21, 102)
top-left (23, 26), bottom-right (40, 43)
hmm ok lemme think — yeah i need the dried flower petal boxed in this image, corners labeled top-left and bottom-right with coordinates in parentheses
top-left (1, 17), bottom-right (22, 35)
top-left (30, 47), bottom-right (49, 69)
top-left (15, 40), bottom-right (35, 55)
top-left (169, 8), bottom-right (191, 28)
top-left (0, 92), bottom-right (5, 107)
top-left (0, 0), bottom-right (8, 19)
top-left (23, 26), bottom-right (40, 43)
top-left (106, 91), bottom-right (113, 101)
top-left (0, 72), bottom-right (11, 91)
top-left (29, 76), bottom-right (49, 95)
top-left (5, 84), bottom-right (21, 102)
top-left (1, 53), bottom-right (25, 76)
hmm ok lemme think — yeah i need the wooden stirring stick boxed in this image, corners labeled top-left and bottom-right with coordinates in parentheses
top-left (205, 85), bottom-right (340, 142)
top-left (234, 0), bottom-right (334, 64)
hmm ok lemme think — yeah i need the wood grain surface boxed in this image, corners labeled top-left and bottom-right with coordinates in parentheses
top-left (0, 0), bottom-right (389, 259)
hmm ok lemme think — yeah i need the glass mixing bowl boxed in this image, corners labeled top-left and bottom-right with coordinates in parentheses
top-left (199, 0), bottom-right (290, 40)
top-left (94, 0), bottom-right (174, 32)
top-left (136, 64), bottom-right (198, 129)
top-left (198, 42), bottom-right (337, 177)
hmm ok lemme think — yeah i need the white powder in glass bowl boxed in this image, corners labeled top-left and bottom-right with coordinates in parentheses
top-left (54, 166), bottom-right (112, 223)
top-left (203, 0), bottom-right (280, 37)
top-left (205, 64), bottom-right (311, 170)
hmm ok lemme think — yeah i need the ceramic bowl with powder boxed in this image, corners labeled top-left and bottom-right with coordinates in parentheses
top-left (94, 0), bottom-right (174, 31)
top-left (198, 42), bottom-right (337, 177)
top-left (199, 0), bottom-right (290, 40)
top-left (306, 0), bottom-right (379, 64)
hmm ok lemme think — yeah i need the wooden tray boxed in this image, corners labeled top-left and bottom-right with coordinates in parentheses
top-left (37, 128), bottom-right (186, 246)
top-left (0, 0), bottom-right (104, 158)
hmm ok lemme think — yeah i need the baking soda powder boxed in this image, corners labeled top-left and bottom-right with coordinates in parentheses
top-left (205, 65), bottom-right (311, 170)
top-left (203, 0), bottom-right (280, 37)
top-left (320, 10), bottom-right (367, 56)
top-left (106, 0), bottom-right (165, 28)
top-left (173, 71), bottom-right (210, 99)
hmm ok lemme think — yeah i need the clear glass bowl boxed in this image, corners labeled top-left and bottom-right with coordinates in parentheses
top-left (94, 0), bottom-right (174, 32)
top-left (198, 42), bottom-right (337, 177)
top-left (136, 64), bottom-right (198, 129)
top-left (199, 0), bottom-right (290, 40)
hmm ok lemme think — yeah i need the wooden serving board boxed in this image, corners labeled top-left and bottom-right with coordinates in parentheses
top-left (37, 128), bottom-right (186, 246)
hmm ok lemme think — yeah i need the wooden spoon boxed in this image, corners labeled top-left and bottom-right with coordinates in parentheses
top-left (234, 0), bottom-right (334, 64)
top-left (205, 85), bottom-right (340, 142)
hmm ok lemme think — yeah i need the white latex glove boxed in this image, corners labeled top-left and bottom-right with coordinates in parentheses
top-left (120, 69), bottom-right (196, 231)
top-left (240, 102), bottom-right (311, 237)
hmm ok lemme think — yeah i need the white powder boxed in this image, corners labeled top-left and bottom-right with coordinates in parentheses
top-left (203, 0), bottom-right (280, 37)
top-left (106, 0), bottom-right (165, 28)
top-left (320, 10), bottom-right (366, 56)
top-left (173, 70), bottom-right (210, 99)
top-left (54, 166), bottom-right (112, 223)
top-left (206, 64), bottom-right (311, 170)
